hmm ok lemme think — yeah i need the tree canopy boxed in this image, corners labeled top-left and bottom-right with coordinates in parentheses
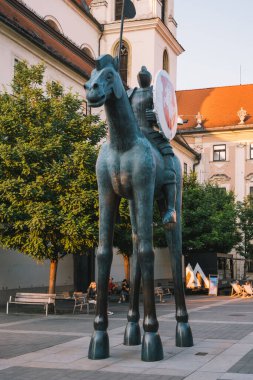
top-left (182, 173), bottom-right (240, 255)
top-left (0, 61), bottom-right (106, 262)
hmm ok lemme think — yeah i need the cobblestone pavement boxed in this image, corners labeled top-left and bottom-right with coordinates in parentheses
top-left (1, 295), bottom-right (253, 379)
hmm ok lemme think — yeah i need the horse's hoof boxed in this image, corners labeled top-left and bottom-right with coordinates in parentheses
top-left (141, 332), bottom-right (164, 362)
top-left (124, 322), bottom-right (141, 346)
top-left (176, 322), bottom-right (194, 347)
top-left (88, 330), bottom-right (109, 359)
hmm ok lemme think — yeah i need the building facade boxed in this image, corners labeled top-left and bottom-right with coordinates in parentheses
top-left (177, 84), bottom-right (253, 201)
top-left (176, 84), bottom-right (253, 283)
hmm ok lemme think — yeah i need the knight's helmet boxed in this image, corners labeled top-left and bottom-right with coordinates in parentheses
top-left (137, 66), bottom-right (152, 88)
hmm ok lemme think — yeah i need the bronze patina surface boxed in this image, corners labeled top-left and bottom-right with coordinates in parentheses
top-left (84, 54), bottom-right (193, 362)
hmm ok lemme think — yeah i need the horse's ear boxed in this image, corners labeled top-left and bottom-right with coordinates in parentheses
top-left (113, 56), bottom-right (119, 71)
top-left (113, 73), bottom-right (123, 99)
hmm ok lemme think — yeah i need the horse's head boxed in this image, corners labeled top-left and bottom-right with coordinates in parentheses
top-left (84, 54), bottom-right (123, 107)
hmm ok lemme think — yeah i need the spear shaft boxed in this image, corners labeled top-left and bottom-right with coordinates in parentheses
top-left (118, 0), bottom-right (126, 71)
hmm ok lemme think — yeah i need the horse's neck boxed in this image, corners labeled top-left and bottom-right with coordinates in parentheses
top-left (105, 91), bottom-right (141, 151)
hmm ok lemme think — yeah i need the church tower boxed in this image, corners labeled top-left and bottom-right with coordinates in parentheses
top-left (90, 0), bottom-right (184, 88)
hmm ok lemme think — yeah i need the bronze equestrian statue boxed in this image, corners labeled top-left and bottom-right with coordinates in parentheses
top-left (84, 54), bottom-right (193, 362)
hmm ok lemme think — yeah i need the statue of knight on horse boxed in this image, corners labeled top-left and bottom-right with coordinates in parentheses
top-left (84, 0), bottom-right (193, 362)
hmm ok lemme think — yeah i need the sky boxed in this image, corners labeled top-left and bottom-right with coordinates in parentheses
top-left (174, 0), bottom-right (253, 90)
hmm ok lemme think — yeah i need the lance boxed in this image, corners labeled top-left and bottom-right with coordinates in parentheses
top-left (118, 0), bottom-right (136, 71)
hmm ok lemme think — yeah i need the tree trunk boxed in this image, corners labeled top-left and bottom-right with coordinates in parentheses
top-left (48, 259), bottom-right (58, 294)
top-left (123, 255), bottom-right (130, 282)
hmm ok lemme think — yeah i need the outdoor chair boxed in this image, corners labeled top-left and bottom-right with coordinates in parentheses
top-left (242, 284), bottom-right (253, 298)
top-left (230, 282), bottom-right (244, 297)
top-left (73, 292), bottom-right (89, 314)
top-left (88, 298), bottom-right (97, 313)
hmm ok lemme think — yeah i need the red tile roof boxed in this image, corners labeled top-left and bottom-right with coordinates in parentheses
top-left (176, 84), bottom-right (253, 131)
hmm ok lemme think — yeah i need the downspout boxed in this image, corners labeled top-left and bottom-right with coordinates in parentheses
top-left (98, 26), bottom-right (104, 56)
top-left (193, 153), bottom-right (201, 173)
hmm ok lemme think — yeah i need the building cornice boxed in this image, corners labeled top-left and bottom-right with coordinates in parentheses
top-left (103, 18), bottom-right (184, 56)
top-left (178, 124), bottom-right (253, 136)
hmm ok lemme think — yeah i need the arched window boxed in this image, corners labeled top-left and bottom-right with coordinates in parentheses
top-left (115, 0), bottom-right (123, 20)
top-left (44, 16), bottom-right (63, 34)
top-left (163, 49), bottom-right (169, 72)
top-left (115, 40), bottom-right (129, 84)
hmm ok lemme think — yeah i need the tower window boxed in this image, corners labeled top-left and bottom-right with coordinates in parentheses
top-left (115, 41), bottom-right (129, 84)
top-left (161, 0), bottom-right (166, 22)
top-left (115, 0), bottom-right (123, 20)
top-left (163, 50), bottom-right (169, 72)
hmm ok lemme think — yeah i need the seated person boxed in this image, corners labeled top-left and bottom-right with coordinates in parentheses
top-left (87, 281), bottom-right (97, 303)
top-left (108, 277), bottom-right (118, 295)
top-left (118, 279), bottom-right (130, 303)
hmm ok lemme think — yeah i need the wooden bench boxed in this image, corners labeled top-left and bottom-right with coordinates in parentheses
top-left (6, 292), bottom-right (56, 316)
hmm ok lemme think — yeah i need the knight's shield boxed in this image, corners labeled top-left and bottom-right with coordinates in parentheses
top-left (153, 70), bottom-right (178, 140)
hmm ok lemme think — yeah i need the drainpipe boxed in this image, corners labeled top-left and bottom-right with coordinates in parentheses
top-left (193, 153), bottom-right (201, 173)
top-left (98, 28), bottom-right (104, 56)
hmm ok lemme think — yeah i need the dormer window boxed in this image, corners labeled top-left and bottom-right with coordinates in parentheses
top-left (44, 16), bottom-right (63, 34)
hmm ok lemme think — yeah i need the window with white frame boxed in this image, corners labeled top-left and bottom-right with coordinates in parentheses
top-left (213, 144), bottom-right (226, 161)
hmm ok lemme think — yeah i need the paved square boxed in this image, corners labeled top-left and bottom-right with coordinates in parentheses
top-left (1, 296), bottom-right (253, 379)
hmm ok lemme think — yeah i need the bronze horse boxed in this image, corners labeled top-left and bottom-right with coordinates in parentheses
top-left (84, 54), bottom-right (193, 362)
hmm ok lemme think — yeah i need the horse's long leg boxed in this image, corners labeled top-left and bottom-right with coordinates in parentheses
top-left (160, 156), bottom-right (193, 347)
top-left (88, 188), bottom-right (119, 360)
top-left (164, 225), bottom-right (193, 347)
top-left (124, 200), bottom-right (141, 346)
top-left (134, 190), bottom-right (163, 362)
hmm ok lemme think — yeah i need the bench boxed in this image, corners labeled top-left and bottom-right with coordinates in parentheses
top-left (6, 292), bottom-right (56, 316)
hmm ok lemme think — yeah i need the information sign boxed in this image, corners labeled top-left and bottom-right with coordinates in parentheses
top-left (208, 274), bottom-right (218, 296)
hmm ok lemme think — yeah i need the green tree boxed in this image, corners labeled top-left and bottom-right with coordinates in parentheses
top-left (0, 61), bottom-right (106, 293)
top-left (182, 173), bottom-right (240, 255)
top-left (113, 199), bottom-right (132, 281)
top-left (236, 195), bottom-right (253, 270)
top-left (113, 201), bottom-right (168, 281)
